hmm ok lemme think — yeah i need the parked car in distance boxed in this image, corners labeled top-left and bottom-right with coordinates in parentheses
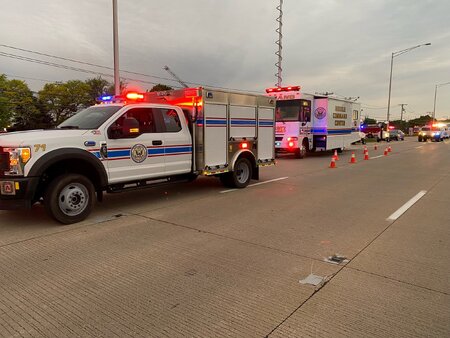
top-left (389, 129), bottom-right (404, 141)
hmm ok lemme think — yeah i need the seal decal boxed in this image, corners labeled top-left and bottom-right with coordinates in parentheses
top-left (314, 107), bottom-right (326, 120)
top-left (131, 144), bottom-right (147, 163)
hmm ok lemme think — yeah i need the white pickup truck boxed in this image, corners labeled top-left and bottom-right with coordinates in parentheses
top-left (0, 88), bottom-right (275, 224)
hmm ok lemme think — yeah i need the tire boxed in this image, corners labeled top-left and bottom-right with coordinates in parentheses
top-left (44, 174), bottom-right (95, 224)
top-left (295, 140), bottom-right (308, 159)
top-left (221, 157), bottom-right (253, 188)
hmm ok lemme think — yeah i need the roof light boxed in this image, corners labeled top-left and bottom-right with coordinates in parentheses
top-left (98, 95), bottom-right (113, 101)
top-left (125, 92), bottom-right (144, 100)
top-left (265, 86), bottom-right (301, 93)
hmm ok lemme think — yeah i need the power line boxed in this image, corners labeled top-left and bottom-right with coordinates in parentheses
top-left (0, 44), bottom-right (262, 94)
top-left (2, 73), bottom-right (58, 83)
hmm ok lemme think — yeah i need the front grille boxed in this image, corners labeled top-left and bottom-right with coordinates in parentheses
top-left (0, 153), bottom-right (9, 172)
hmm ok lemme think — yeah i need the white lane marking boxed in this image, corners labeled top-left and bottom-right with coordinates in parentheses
top-left (220, 176), bottom-right (289, 194)
top-left (370, 155), bottom-right (384, 159)
top-left (416, 146), bottom-right (423, 149)
top-left (387, 190), bottom-right (427, 221)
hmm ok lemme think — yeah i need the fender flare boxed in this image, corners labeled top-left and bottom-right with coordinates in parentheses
top-left (28, 148), bottom-right (108, 188)
top-left (229, 149), bottom-right (256, 171)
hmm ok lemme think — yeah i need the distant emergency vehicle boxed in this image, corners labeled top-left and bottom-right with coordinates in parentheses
top-left (0, 88), bottom-right (275, 224)
top-left (266, 86), bottom-right (362, 158)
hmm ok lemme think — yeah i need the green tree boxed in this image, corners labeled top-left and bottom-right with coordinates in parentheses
top-left (85, 77), bottom-right (112, 105)
top-left (362, 117), bottom-right (377, 125)
top-left (39, 80), bottom-right (91, 125)
top-left (149, 84), bottom-right (173, 92)
top-left (0, 75), bottom-right (11, 128)
top-left (0, 75), bottom-right (43, 130)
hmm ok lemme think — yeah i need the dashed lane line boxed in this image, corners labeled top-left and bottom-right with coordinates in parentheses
top-left (387, 190), bottom-right (427, 221)
top-left (220, 177), bottom-right (289, 194)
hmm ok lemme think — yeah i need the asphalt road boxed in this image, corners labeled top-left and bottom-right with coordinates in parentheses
top-left (0, 138), bottom-right (449, 337)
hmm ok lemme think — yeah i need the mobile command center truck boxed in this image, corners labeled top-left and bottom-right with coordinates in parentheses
top-left (0, 88), bottom-right (275, 224)
top-left (266, 86), bottom-right (361, 158)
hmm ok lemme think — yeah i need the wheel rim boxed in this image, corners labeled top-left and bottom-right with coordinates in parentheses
top-left (58, 183), bottom-right (89, 217)
top-left (236, 161), bottom-right (250, 184)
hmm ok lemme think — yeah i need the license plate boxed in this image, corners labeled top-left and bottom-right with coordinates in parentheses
top-left (0, 181), bottom-right (15, 195)
top-left (276, 126), bottom-right (286, 133)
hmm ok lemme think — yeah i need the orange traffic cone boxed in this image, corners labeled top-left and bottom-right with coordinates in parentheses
top-left (374, 144), bottom-right (378, 151)
top-left (333, 149), bottom-right (339, 161)
top-left (388, 146), bottom-right (392, 153)
top-left (364, 149), bottom-right (369, 160)
top-left (349, 152), bottom-right (357, 164)
top-left (384, 148), bottom-right (388, 156)
top-left (329, 156), bottom-right (337, 168)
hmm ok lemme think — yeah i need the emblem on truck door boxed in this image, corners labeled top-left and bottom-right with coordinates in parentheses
top-left (314, 107), bottom-right (326, 120)
top-left (131, 144), bottom-right (147, 163)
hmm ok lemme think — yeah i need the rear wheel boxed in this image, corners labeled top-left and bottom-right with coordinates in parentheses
top-left (220, 158), bottom-right (253, 188)
top-left (44, 174), bottom-right (95, 224)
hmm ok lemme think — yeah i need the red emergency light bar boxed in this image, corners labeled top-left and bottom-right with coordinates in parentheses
top-left (125, 92), bottom-right (144, 100)
top-left (265, 86), bottom-right (300, 93)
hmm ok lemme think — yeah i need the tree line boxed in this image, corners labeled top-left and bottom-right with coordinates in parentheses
top-left (0, 75), bottom-right (172, 131)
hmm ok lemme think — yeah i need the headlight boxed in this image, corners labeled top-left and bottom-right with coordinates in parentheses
top-left (432, 132), bottom-right (436, 136)
top-left (3, 147), bottom-right (31, 176)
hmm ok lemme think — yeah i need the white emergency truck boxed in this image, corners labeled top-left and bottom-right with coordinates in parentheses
top-left (0, 88), bottom-right (275, 224)
top-left (266, 86), bottom-right (361, 158)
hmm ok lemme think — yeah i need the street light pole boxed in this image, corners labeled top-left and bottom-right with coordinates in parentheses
top-left (433, 81), bottom-right (450, 122)
top-left (386, 43), bottom-right (431, 130)
top-left (113, 0), bottom-right (120, 96)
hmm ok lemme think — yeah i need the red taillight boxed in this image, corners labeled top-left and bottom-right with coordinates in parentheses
top-left (240, 142), bottom-right (249, 149)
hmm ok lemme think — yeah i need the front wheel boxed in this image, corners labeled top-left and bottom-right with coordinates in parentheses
top-left (44, 174), bottom-right (95, 224)
top-left (220, 158), bottom-right (253, 188)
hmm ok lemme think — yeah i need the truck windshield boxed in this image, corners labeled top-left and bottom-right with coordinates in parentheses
top-left (58, 106), bottom-right (122, 129)
top-left (421, 127), bottom-right (430, 131)
top-left (276, 100), bottom-right (300, 121)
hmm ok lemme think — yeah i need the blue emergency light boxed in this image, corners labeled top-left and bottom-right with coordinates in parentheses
top-left (99, 95), bottom-right (113, 101)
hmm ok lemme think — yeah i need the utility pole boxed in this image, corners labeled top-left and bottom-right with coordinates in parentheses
top-left (112, 0), bottom-right (120, 95)
top-left (399, 103), bottom-right (407, 121)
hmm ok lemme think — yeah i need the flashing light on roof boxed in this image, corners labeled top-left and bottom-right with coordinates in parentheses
top-left (388, 126), bottom-right (395, 130)
top-left (99, 95), bottom-right (113, 101)
top-left (265, 86), bottom-right (301, 93)
top-left (125, 92), bottom-right (144, 100)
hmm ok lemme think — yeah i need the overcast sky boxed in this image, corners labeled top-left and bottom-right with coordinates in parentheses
top-left (1, 0), bottom-right (449, 120)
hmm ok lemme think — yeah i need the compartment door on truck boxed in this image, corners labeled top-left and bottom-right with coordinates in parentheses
top-left (257, 107), bottom-right (275, 161)
top-left (203, 103), bottom-right (227, 167)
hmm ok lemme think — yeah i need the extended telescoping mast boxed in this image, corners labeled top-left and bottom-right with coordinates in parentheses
top-left (275, 0), bottom-right (283, 87)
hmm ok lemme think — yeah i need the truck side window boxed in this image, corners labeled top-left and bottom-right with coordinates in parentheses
top-left (109, 108), bottom-right (156, 138)
top-left (160, 108), bottom-right (182, 132)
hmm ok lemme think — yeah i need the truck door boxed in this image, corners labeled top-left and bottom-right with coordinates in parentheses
top-left (105, 106), bottom-right (166, 184)
top-left (157, 107), bottom-right (192, 175)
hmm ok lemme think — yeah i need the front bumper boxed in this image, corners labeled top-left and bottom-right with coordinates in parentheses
top-left (0, 177), bottom-right (39, 210)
